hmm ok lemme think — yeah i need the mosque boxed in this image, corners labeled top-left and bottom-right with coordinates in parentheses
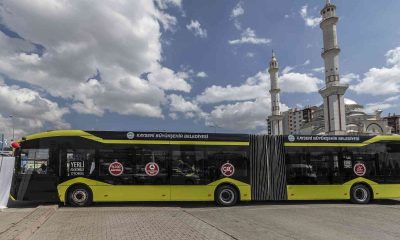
top-left (267, 0), bottom-right (393, 136)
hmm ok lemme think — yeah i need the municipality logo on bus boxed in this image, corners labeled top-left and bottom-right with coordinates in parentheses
top-left (288, 135), bottom-right (295, 142)
top-left (127, 132), bottom-right (135, 139)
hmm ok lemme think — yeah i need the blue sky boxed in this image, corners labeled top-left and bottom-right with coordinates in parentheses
top-left (0, 0), bottom-right (399, 139)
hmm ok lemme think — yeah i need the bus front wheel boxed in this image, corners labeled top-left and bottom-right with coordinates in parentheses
top-left (215, 185), bottom-right (238, 207)
top-left (68, 185), bottom-right (93, 207)
top-left (350, 184), bottom-right (371, 204)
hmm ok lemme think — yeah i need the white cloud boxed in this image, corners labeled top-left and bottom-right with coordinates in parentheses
top-left (168, 94), bottom-right (204, 119)
top-left (230, 2), bottom-right (244, 30)
top-left (154, 0), bottom-right (182, 10)
top-left (196, 71), bottom-right (208, 78)
top-left (0, 83), bottom-right (70, 139)
top-left (186, 20), bottom-right (207, 38)
top-left (231, 2), bottom-right (244, 18)
top-left (341, 73), bottom-right (360, 84)
top-left (303, 59), bottom-right (311, 66)
top-left (196, 68), bottom-right (320, 130)
top-left (312, 67), bottom-right (324, 73)
top-left (364, 103), bottom-right (394, 114)
top-left (197, 70), bottom-right (268, 104)
top-left (205, 96), bottom-right (289, 131)
top-left (280, 72), bottom-right (323, 93)
top-left (169, 112), bottom-right (178, 120)
top-left (282, 66), bottom-right (294, 74)
top-left (229, 28), bottom-right (271, 45)
top-left (205, 97), bottom-right (270, 130)
top-left (300, 5), bottom-right (321, 28)
top-left (197, 69), bottom-right (322, 105)
top-left (0, 0), bottom-right (190, 123)
top-left (284, 14), bottom-right (290, 19)
top-left (351, 47), bottom-right (400, 95)
top-left (147, 65), bottom-right (191, 92)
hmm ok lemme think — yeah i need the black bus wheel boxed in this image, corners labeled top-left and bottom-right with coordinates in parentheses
top-left (350, 184), bottom-right (371, 204)
top-left (68, 185), bottom-right (93, 207)
top-left (215, 185), bottom-right (238, 207)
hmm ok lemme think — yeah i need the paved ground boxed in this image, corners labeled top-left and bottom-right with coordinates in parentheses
top-left (2, 200), bottom-right (400, 240)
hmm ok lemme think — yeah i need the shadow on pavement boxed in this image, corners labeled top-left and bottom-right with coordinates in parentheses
top-left (7, 200), bottom-right (55, 209)
top-left (53, 199), bottom-right (400, 209)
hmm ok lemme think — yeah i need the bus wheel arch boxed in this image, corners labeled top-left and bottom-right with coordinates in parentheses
top-left (66, 183), bottom-right (93, 207)
top-left (350, 182), bottom-right (373, 204)
top-left (214, 183), bottom-right (240, 207)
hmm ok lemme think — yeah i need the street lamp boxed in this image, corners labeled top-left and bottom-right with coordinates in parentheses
top-left (9, 115), bottom-right (14, 140)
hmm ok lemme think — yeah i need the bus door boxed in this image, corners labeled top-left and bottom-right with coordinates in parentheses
top-left (17, 148), bottom-right (59, 201)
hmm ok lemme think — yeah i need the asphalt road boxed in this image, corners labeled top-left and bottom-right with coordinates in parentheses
top-left (2, 200), bottom-right (400, 240)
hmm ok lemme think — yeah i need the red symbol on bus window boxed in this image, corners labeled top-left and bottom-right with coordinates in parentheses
top-left (145, 162), bottom-right (159, 176)
top-left (221, 163), bottom-right (235, 177)
top-left (109, 161), bottom-right (124, 176)
top-left (353, 163), bottom-right (366, 176)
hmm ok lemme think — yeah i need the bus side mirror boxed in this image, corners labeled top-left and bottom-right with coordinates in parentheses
top-left (11, 141), bottom-right (20, 149)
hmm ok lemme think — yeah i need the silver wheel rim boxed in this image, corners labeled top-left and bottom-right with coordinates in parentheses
top-left (72, 189), bottom-right (88, 204)
top-left (219, 189), bottom-right (235, 205)
top-left (354, 187), bottom-right (368, 202)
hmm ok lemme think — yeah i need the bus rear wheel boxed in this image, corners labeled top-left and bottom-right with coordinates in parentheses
top-left (350, 184), bottom-right (371, 204)
top-left (68, 185), bottom-right (92, 207)
top-left (215, 185), bottom-right (238, 207)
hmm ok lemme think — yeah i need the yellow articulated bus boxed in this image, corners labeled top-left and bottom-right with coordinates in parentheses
top-left (10, 130), bottom-right (400, 206)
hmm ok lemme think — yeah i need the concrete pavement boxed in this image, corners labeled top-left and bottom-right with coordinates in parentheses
top-left (2, 201), bottom-right (400, 240)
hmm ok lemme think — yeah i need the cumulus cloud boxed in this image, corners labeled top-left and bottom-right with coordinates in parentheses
top-left (205, 97), bottom-right (270, 130)
top-left (0, 83), bottom-right (70, 139)
top-left (341, 73), bottom-right (360, 84)
top-left (300, 5), bottom-right (321, 28)
top-left (351, 47), bottom-right (400, 95)
top-left (229, 28), bottom-right (271, 45)
top-left (280, 72), bottom-right (323, 93)
top-left (0, 0), bottom-right (191, 124)
top-left (186, 20), bottom-right (207, 38)
top-left (282, 66), bottom-right (294, 75)
top-left (196, 71), bottom-right (208, 78)
top-left (168, 94), bottom-right (205, 119)
top-left (197, 70), bottom-right (268, 104)
top-left (197, 70), bottom-right (322, 105)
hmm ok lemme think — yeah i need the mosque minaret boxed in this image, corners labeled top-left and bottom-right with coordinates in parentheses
top-left (319, 0), bottom-right (348, 135)
top-left (268, 51), bottom-right (283, 135)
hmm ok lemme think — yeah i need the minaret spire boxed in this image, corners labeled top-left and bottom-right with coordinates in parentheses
top-left (319, 0), bottom-right (348, 135)
top-left (267, 51), bottom-right (283, 135)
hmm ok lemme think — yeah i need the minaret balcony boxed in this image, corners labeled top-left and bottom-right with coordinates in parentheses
top-left (319, 83), bottom-right (349, 97)
top-left (269, 88), bottom-right (280, 94)
top-left (320, 16), bottom-right (339, 27)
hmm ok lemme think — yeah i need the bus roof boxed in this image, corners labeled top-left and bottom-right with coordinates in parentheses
top-left (20, 130), bottom-right (400, 147)
top-left (20, 130), bottom-right (250, 146)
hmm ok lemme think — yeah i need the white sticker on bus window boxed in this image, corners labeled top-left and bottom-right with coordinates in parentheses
top-left (344, 160), bottom-right (352, 168)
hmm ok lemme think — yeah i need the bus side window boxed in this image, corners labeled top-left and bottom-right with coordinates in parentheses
top-left (20, 149), bottom-right (49, 174)
top-left (171, 148), bottom-right (204, 185)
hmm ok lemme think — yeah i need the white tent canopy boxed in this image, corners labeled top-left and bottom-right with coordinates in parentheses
top-left (0, 156), bottom-right (15, 209)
